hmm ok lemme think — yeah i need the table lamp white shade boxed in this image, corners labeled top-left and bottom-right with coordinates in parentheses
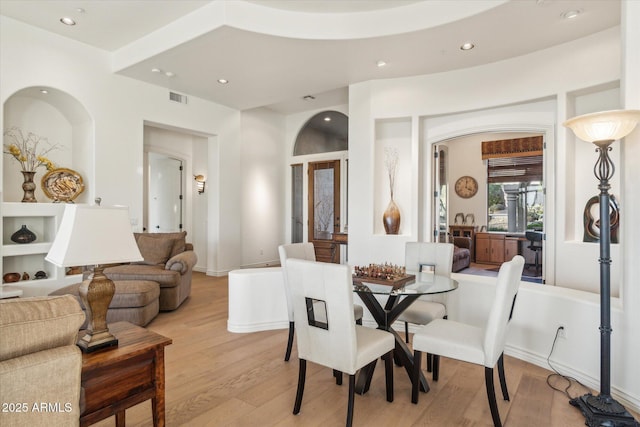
top-left (46, 205), bottom-right (143, 267)
top-left (563, 109), bottom-right (640, 143)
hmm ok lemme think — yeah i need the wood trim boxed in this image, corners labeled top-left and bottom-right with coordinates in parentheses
top-left (481, 136), bottom-right (543, 159)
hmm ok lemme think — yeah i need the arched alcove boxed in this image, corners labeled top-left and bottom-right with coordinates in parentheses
top-left (3, 86), bottom-right (93, 203)
top-left (293, 110), bottom-right (348, 156)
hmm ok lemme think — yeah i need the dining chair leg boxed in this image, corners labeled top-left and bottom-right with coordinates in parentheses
top-left (426, 353), bottom-right (432, 372)
top-left (432, 355), bottom-right (440, 381)
top-left (284, 321), bottom-right (295, 361)
top-left (404, 322), bottom-right (410, 343)
top-left (485, 367), bottom-right (502, 427)
top-left (347, 374), bottom-right (356, 427)
top-left (360, 359), bottom-right (377, 394)
top-left (411, 350), bottom-right (422, 404)
top-left (356, 318), bottom-right (362, 325)
top-left (497, 353), bottom-right (509, 401)
top-left (334, 369), bottom-right (343, 385)
top-left (293, 359), bottom-right (307, 415)
top-left (384, 351), bottom-right (394, 402)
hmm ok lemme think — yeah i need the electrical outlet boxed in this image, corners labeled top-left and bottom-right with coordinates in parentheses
top-left (557, 325), bottom-right (567, 339)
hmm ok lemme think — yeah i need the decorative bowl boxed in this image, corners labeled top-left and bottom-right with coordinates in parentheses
top-left (3, 272), bottom-right (21, 283)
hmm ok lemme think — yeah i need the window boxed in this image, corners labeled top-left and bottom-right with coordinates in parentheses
top-left (483, 136), bottom-right (544, 232)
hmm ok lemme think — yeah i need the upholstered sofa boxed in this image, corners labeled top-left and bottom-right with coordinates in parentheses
top-left (0, 295), bottom-right (85, 427)
top-left (99, 232), bottom-right (197, 311)
top-left (452, 236), bottom-right (472, 272)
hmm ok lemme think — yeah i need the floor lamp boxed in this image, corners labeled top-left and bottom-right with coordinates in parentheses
top-left (564, 109), bottom-right (640, 427)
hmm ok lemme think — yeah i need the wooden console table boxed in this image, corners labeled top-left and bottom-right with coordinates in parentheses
top-left (80, 321), bottom-right (172, 427)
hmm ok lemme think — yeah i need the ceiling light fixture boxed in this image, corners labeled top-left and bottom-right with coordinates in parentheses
top-left (40, 89), bottom-right (49, 94)
top-left (376, 60), bottom-right (387, 67)
top-left (76, 8), bottom-right (85, 13)
top-left (165, 71), bottom-right (175, 77)
top-left (217, 79), bottom-right (229, 84)
top-left (303, 95), bottom-right (315, 101)
top-left (60, 17), bottom-right (76, 26)
top-left (562, 9), bottom-right (581, 19)
top-left (460, 42), bottom-right (475, 51)
top-left (151, 68), bottom-right (162, 73)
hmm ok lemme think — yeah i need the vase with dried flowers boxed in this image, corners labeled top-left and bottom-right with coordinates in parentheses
top-left (383, 147), bottom-right (400, 234)
top-left (3, 127), bottom-right (57, 202)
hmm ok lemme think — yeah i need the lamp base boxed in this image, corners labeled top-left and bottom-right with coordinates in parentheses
top-left (77, 265), bottom-right (119, 353)
top-left (570, 393), bottom-right (639, 427)
top-left (77, 333), bottom-right (118, 353)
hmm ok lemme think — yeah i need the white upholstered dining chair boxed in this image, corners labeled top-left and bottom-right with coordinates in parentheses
top-left (284, 258), bottom-right (394, 427)
top-left (278, 242), bottom-right (363, 361)
top-left (411, 255), bottom-right (525, 427)
top-left (398, 242), bottom-right (453, 343)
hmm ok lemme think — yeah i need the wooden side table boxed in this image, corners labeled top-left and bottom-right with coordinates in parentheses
top-left (80, 321), bottom-right (172, 427)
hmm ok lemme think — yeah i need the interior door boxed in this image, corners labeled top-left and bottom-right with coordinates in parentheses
top-left (148, 152), bottom-right (183, 232)
top-left (432, 145), bottom-right (449, 242)
top-left (308, 160), bottom-right (340, 263)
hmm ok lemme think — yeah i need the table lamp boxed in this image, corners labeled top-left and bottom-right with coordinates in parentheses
top-left (46, 204), bottom-right (143, 353)
top-left (563, 109), bottom-right (640, 427)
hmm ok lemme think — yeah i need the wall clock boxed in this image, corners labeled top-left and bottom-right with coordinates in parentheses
top-left (454, 175), bottom-right (478, 199)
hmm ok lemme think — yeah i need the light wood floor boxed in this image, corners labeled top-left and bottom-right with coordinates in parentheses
top-left (92, 272), bottom-right (637, 427)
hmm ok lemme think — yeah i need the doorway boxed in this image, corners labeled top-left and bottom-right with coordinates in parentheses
top-left (147, 152), bottom-right (183, 232)
top-left (308, 160), bottom-right (341, 263)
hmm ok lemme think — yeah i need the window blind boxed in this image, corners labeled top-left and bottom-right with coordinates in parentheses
top-left (482, 136), bottom-right (543, 183)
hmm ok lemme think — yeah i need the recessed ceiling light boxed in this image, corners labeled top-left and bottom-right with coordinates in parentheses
top-left (217, 79), bottom-right (229, 84)
top-left (562, 9), bottom-right (581, 19)
top-left (376, 60), bottom-right (387, 68)
top-left (76, 8), bottom-right (85, 13)
top-left (460, 42), bottom-right (475, 51)
top-left (324, 117), bottom-right (331, 122)
top-left (165, 71), bottom-right (175, 77)
top-left (303, 95), bottom-right (316, 101)
top-left (40, 89), bottom-right (49, 94)
top-left (151, 68), bottom-right (162, 73)
top-left (60, 17), bottom-right (76, 26)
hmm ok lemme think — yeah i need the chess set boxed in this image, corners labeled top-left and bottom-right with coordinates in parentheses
top-left (352, 263), bottom-right (415, 289)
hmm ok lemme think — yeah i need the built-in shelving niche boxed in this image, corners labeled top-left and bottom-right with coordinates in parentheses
top-left (373, 117), bottom-right (412, 236)
top-left (2, 86), bottom-right (93, 295)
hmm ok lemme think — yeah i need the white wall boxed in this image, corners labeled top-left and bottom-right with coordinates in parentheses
top-left (240, 107), bottom-right (286, 268)
top-left (0, 16), bottom-right (242, 275)
top-left (349, 22), bottom-right (640, 411)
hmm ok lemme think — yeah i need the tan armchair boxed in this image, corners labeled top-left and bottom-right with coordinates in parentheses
top-left (0, 295), bottom-right (85, 427)
top-left (101, 231), bottom-right (197, 311)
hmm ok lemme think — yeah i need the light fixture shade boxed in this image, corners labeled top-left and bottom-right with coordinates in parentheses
top-left (563, 109), bottom-right (640, 143)
top-left (46, 205), bottom-right (143, 267)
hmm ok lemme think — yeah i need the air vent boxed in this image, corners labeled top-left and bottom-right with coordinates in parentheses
top-left (169, 92), bottom-right (188, 104)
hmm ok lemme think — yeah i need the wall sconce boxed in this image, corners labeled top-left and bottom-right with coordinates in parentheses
top-left (194, 174), bottom-right (206, 194)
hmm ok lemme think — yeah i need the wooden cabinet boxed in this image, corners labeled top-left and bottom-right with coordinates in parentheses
top-left (505, 237), bottom-right (519, 261)
top-left (449, 225), bottom-right (477, 261)
top-left (476, 232), bottom-right (505, 264)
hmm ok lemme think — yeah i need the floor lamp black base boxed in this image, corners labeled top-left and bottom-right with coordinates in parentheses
top-left (570, 393), bottom-right (639, 427)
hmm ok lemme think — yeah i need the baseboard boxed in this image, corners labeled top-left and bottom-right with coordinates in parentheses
top-left (239, 260), bottom-right (280, 269)
top-left (505, 344), bottom-right (640, 414)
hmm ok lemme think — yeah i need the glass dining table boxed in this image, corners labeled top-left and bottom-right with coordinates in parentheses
top-left (352, 271), bottom-right (458, 395)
